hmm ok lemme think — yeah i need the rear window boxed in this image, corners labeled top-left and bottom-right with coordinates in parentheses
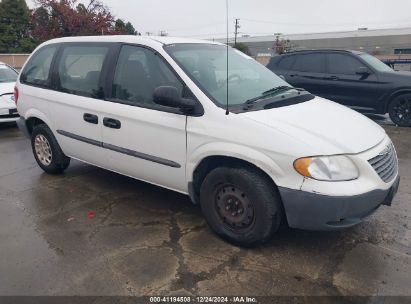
top-left (57, 45), bottom-right (109, 98)
top-left (20, 46), bottom-right (57, 87)
top-left (293, 53), bottom-right (325, 73)
top-left (0, 65), bottom-right (18, 83)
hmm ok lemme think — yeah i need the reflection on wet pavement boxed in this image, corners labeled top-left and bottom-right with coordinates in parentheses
top-left (0, 121), bottom-right (410, 296)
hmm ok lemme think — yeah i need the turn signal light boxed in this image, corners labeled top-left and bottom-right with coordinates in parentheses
top-left (294, 157), bottom-right (313, 178)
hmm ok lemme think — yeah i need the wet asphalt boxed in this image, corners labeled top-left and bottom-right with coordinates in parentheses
top-left (0, 117), bottom-right (410, 297)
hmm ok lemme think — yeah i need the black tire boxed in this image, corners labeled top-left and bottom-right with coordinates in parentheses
top-left (31, 124), bottom-right (70, 174)
top-left (200, 166), bottom-right (282, 247)
top-left (388, 94), bottom-right (411, 127)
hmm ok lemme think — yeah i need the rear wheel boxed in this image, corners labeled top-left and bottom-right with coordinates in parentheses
top-left (200, 166), bottom-right (282, 247)
top-left (31, 124), bottom-right (70, 174)
top-left (388, 94), bottom-right (411, 127)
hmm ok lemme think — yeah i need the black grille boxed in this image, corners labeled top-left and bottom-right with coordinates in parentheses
top-left (368, 143), bottom-right (398, 183)
top-left (0, 114), bottom-right (19, 119)
top-left (0, 109), bottom-right (19, 119)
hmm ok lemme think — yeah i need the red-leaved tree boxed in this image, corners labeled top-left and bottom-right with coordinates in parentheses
top-left (31, 0), bottom-right (136, 42)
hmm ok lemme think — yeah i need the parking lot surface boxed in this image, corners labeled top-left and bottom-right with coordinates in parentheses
top-left (0, 121), bottom-right (410, 296)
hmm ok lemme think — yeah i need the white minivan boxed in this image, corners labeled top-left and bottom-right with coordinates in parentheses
top-left (16, 36), bottom-right (400, 246)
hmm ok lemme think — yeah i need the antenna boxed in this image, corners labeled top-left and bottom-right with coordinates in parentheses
top-left (225, 0), bottom-right (229, 115)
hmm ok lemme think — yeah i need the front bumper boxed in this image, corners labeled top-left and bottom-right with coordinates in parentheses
top-left (278, 175), bottom-right (400, 230)
top-left (0, 107), bottom-right (19, 122)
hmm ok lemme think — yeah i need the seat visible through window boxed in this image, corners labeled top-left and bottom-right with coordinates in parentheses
top-left (112, 45), bottom-right (184, 107)
top-left (115, 60), bottom-right (153, 103)
top-left (57, 46), bottom-right (109, 98)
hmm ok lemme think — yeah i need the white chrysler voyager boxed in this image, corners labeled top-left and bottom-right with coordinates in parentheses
top-left (16, 36), bottom-right (400, 246)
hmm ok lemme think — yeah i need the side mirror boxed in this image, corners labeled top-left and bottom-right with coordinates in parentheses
top-left (153, 86), bottom-right (197, 113)
top-left (356, 66), bottom-right (370, 75)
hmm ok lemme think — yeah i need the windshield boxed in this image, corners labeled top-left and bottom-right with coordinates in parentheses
top-left (0, 64), bottom-right (18, 83)
top-left (359, 54), bottom-right (393, 73)
top-left (164, 44), bottom-right (291, 106)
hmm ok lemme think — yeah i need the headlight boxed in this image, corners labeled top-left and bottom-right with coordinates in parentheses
top-left (294, 155), bottom-right (359, 181)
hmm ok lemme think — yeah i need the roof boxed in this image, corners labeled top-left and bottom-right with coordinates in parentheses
top-left (42, 35), bottom-right (223, 47)
top-left (283, 49), bottom-right (364, 55)
top-left (223, 27), bottom-right (411, 44)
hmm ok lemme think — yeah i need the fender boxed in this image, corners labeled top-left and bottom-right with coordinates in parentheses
top-left (24, 108), bottom-right (54, 132)
top-left (187, 141), bottom-right (285, 185)
top-left (385, 88), bottom-right (411, 112)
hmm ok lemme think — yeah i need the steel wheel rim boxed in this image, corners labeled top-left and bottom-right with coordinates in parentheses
top-left (34, 134), bottom-right (52, 166)
top-left (392, 97), bottom-right (411, 125)
top-left (214, 184), bottom-right (255, 232)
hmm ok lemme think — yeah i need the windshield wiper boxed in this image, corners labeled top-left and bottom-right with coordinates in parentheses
top-left (262, 85), bottom-right (294, 96)
top-left (244, 86), bottom-right (296, 108)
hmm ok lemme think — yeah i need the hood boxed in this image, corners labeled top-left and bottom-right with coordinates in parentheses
top-left (389, 70), bottom-right (411, 77)
top-left (241, 97), bottom-right (386, 155)
top-left (0, 82), bottom-right (16, 109)
top-left (380, 70), bottom-right (411, 83)
top-left (0, 82), bottom-right (15, 95)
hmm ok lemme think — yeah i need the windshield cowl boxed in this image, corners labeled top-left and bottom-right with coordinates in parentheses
top-left (233, 90), bottom-right (315, 114)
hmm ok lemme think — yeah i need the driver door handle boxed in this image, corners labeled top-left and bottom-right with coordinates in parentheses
top-left (325, 75), bottom-right (339, 81)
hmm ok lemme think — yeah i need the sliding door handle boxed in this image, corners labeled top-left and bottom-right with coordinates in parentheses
top-left (83, 113), bottom-right (98, 124)
top-left (103, 117), bottom-right (121, 129)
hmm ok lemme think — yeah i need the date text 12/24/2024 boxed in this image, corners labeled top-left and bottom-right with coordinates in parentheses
top-left (150, 297), bottom-right (258, 303)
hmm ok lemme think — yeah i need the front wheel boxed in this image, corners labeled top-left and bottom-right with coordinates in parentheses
top-left (388, 94), bottom-right (411, 127)
top-left (31, 124), bottom-right (71, 174)
top-left (200, 166), bottom-right (282, 247)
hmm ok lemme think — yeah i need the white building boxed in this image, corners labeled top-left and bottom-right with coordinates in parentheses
top-left (218, 27), bottom-right (411, 58)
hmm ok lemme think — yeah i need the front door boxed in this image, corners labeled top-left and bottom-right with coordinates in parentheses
top-left (101, 45), bottom-right (188, 192)
top-left (322, 53), bottom-right (382, 111)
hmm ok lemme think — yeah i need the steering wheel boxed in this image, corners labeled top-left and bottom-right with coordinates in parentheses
top-left (219, 74), bottom-right (242, 88)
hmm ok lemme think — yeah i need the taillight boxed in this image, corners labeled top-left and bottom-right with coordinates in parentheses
top-left (14, 86), bottom-right (19, 105)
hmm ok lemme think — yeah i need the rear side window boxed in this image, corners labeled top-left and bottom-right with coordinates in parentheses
top-left (327, 53), bottom-right (362, 75)
top-left (278, 56), bottom-right (296, 70)
top-left (57, 45), bottom-right (110, 98)
top-left (20, 46), bottom-right (57, 87)
top-left (293, 53), bottom-right (325, 73)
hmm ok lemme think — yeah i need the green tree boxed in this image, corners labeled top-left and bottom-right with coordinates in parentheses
top-left (233, 43), bottom-right (251, 56)
top-left (115, 18), bottom-right (139, 35)
top-left (124, 22), bottom-right (138, 35)
top-left (0, 0), bottom-right (35, 53)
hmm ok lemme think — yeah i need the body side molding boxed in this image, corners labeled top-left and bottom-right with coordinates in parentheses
top-left (57, 130), bottom-right (181, 168)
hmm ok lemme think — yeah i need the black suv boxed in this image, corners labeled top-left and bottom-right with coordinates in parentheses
top-left (267, 50), bottom-right (411, 127)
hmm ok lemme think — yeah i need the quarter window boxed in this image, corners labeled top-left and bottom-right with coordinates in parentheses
top-left (21, 46), bottom-right (57, 87)
top-left (112, 45), bottom-right (183, 107)
top-left (57, 46), bottom-right (109, 98)
top-left (327, 53), bottom-right (363, 75)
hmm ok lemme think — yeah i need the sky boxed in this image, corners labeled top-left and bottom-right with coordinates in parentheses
top-left (26, 0), bottom-right (411, 39)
